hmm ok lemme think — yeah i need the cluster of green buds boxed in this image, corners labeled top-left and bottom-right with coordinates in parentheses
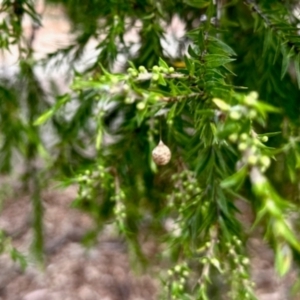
top-left (71, 58), bottom-right (183, 119)
top-left (213, 92), bottom-right (261, 121)
top-left (213, 91), bottom-right (277, 173)
top-left (167, 170), bottom-right (201, 226)
top-left (168, 170), bottom-right (201, 206)
top-left (198, 241), bottom-right (220, 268)
top-left (241, 91), bottom-right (273, 120)
top-left (73, 165), bottom-right (125, 218)
top-left (72, 59), bottom-right (181, 115)
top-left (126, 66), bottom-right (141, 78)
top-left (195, 228), bottom-right (224, 298)
top-left (225, 236), bottom-right (256, 300)
top-left (163, 171), bottom-right (203, 242)
top-left (76, 169), bottom-right (98, 202)
top-left (127, 56), bottom-right (177, 84)
top-left (127, 63), bottom-right (175, 79)
top-left (228, 131), bottom-right (271, 172)
top-left (150, 64), bottom-right (175, 82)
top-left (231, 92), bottom-right (259, 120)
top-left (134, 92), bottom-right (161, 111)
top-left (214, 90), bottom-right (280, 124)
top-left (74, 164), bottom-right (128, 231)
top-left (75, 165), bottom-right (113, 200)
top-left (111, 188), bottom-right (127, 231)
top-left (125, 64), bottom-right (169, 109)
top-left (166, 263), bottom-right (190, 299)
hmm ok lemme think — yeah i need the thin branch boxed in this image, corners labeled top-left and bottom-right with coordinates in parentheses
top-left (161, 92), bottom-right (204, 102)
top-left (244, 0), bottom-right (300, 54)
top-left (135, 72), bottom-right (186, 81)
top-left (197, 227), bottom-right (218, 287)
top-left (244, 0), bottom-right (271, 26)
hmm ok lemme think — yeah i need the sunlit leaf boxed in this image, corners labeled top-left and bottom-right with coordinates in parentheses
top-left (220, 166), bottom-right (247, 190)
top-left (275, 243), bottom-right (292, 276)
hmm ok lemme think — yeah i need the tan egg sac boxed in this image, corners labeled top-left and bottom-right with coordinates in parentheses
top-left (152, 140), bottom-right (171, 166)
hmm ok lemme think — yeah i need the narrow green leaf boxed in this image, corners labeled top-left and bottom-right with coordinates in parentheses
top-left (158, 57), bottom-right (169, 69)
top-left (222, 65), bottom-right (237, 76)
top-left (33, 109), bottom-right (54, 126)
top-left (208, 36), bottom-right (237, 56)
top-left (127, 61), bottom-right (136, 69)
top-left (251, 206), bottom-right (268, 230)
top-left (187, 45), bottom-right (198, 59)
top-left (217, 189), bottom-right (230, 217)
top-left (220, 166), bottom-right (247, 190)
top-left (205, 54), bottom-right (235, 68)
top-left (254, 101), bottom-right (281, 114)
top-left (210, 258), bottom-right (223, 273)
top-left (253, 14), bottom-right (261, 32)
top-left (195, 147), bottom-right (212, 175)
top-left (281, 46), bottom-right (293, 79)
top-left (257, 131), bottom-right (281, 138)
top-left (184, 55), bottom-right (191, 71)
top-left (184, 0), bottom-right (210, 8)
top-left (212, 98), bottom-right (230, 111)
top-left (99, 63), bottom-right (111, 75)
top-left (294, 53), bottom-right (300, 89)
top-left (262, 29), bottom-right (272, 57)
top-left (275, 244), bottom-right (292, 276)
top-left (273, 40), bottom-right (280, 65)
top-left (296, 151), bottom-right (300, 169)
top-left (276, 221), bottom-right (300, 251)
top-left (167, 102), bottom-right (177, 121)
top-left (34, 94), bottom-right (70, 126)
top-left (96, 128), bottom-right (103, 150)
top-left (158, 73), bottom-right (167, 86)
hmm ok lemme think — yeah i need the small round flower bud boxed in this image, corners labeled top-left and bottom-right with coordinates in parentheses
top-left (152, 73), bottom-right (159, 81)
top-left (248, 91), bottom-right (259, 100)
top-left (125, 97), bottom-right (134, 104)
top-left (136, 101), bottom-right (146, 110)
top-left (123, 84), bottom-right (130, 92)
top-left (174, 265), bottom-right (181, 273)
top-left (247, 155), bottom-right (258, 165)
top-left (238, 142), bottom-right (248, 151)
top-left (228, 133), bottom-right (238, 143)
top-left (248, 109), bottom-right (257, 119)
top-left (138, 65), bottom-right (147, 73)
top-left (240, 133), bottom-right (248, 141)
top-left (127, 67), bottom-right (134, 73)
top-left (260, 156), bottom-right (271, 168)
top-left (242, 257), bottom-right (250, 265)
top-left (229, 111), bottom-right (241, 120)
top-left (152, 65), bottom-right (159, 72)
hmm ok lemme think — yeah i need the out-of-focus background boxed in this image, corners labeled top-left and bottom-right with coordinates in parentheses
top-left (0, 1), bottom-right (299, 299)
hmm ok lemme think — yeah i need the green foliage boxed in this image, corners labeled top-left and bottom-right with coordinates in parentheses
top-left (0, 230), bottom-right (27, 271)
top-left (1, 0), bottom-right (300, 299)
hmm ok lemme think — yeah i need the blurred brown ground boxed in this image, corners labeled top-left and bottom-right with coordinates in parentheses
top-left (0, 184), bottom-right (158, 300)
